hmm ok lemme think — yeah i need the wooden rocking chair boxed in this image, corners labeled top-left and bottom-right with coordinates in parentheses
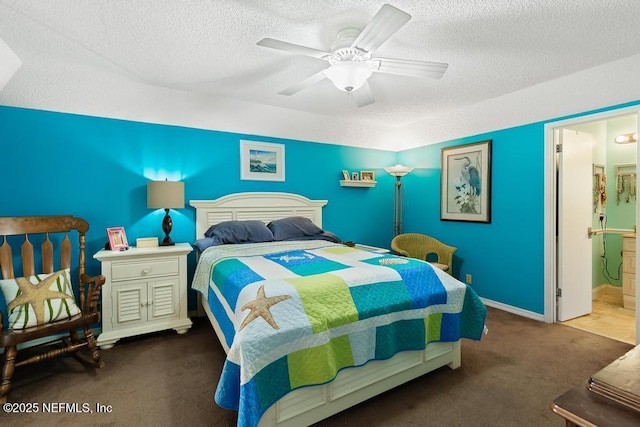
top-left (0, 215), bottom-right (105, 403)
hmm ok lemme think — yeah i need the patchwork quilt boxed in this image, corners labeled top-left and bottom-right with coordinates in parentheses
top-left (192, 241), bottom-right (487, 427)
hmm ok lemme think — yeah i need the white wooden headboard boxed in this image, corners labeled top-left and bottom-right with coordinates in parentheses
top-left (189, 192), bottom-right (328, 239)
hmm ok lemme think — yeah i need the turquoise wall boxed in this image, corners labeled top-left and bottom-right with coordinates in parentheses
top-left (2, 100), bottom-right (639, 317)
top-left (398, 101), bottom-right (639, 315)
top-left (0, 106), bottom-right (397, 310)
top-left (398, 124), bottom-right (545, 313)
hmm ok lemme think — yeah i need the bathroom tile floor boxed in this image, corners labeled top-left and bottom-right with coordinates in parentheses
top-left (561, 294), bottom-right (636, 344)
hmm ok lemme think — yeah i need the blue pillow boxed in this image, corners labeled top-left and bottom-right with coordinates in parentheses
top-left (193, 237), bottom-right (223, 252)
top-left (267, 216), bottom-right (323, 240)
top-left (204, 220), bottom-right (274, 244)
top-left (279, 231), bottom-right (342, 243)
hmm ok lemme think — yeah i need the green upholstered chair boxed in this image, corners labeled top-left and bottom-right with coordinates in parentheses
top-left (390, 233), bottom-right (457, 275)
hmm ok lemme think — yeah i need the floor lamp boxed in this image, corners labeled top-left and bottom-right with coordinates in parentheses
top-left (147, 179), bottom-right (184, 246)
top-left (384, 165), bottom-right (414, 236)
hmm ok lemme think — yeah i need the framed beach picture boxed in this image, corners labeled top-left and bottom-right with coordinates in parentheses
top-left (240, 140), bottom-right (285, 181)
top-left (440, 140), bottom-right (492, 223)
top-left (107, 227), bottom-right (129, 250)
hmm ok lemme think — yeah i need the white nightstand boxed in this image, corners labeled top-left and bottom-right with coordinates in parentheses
top-left (354, 244), bottom-right (390, 254)
top-left (94, 243), bottom-right (193, 349)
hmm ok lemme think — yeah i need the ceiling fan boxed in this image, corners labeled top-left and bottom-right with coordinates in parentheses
top-left (257, 4), bottom-right (448, 108)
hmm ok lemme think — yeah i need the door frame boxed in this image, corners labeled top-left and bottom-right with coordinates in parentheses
top-left (543, 105), bottom-right (640, 340)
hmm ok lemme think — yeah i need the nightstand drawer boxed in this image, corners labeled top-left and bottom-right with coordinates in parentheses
top-left (111, 258), bottom-right (179, 281)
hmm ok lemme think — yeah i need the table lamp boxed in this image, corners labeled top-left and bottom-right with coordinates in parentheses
top-left (147, 179), bottom-right (184, 246)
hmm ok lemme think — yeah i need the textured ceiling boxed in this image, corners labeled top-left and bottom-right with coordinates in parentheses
top-left (1, 0), bottom-right (640, 150)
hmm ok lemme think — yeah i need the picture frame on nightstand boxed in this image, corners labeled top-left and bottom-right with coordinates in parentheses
top-left (106, 227), bottom-right (129, 250)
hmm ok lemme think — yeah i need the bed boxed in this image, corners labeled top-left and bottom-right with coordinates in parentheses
top-left (189, 192), bottom-right (486, 427)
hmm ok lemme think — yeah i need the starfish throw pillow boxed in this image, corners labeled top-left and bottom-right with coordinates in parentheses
top-left (0, 268), bottom-right (81, 329)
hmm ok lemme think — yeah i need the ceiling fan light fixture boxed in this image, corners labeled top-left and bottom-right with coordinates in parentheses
top-left (323, 61), bottom-right (373, 92)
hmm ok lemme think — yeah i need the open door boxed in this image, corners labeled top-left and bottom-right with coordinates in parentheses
top-left (557, 128), bottom-right (593, 321)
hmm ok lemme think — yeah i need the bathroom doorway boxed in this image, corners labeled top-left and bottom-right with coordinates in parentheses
top-left (544, 107), bottom-right (639, 345)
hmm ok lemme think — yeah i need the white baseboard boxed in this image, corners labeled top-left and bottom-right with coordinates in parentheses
top-left (480, 297), bottom-right (546, 322)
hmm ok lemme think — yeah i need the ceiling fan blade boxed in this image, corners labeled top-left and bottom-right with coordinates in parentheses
top-left (257, 38), bottom-right (330, 60)
top-left (375, 57), bottom-right (449, 79)
top-left (350, 4), bottom-right (411, 53)
top-left (353, 81), bottom-right (375, 107)
top-left (278, 70), bottom-right (328, 96)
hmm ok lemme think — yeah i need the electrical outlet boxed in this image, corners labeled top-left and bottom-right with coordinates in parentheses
top-left (465, 274), bottom-right (472, 284)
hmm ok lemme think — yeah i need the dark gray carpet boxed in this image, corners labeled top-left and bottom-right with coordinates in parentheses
top-left (1, 307), bottom-right (633, 426)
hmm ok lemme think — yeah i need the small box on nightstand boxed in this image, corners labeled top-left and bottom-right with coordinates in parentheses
top-left (136, 237), bottom-right (158, 248)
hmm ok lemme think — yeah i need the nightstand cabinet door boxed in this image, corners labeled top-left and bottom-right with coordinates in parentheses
top-left (148, 278), bottom-right (180, 320)
top-left (94, 243), bottom-right (193, 349)
top-left (112, 278), bottom-right (180, 326)
top-left (115, 282), bottom-right (145, 325)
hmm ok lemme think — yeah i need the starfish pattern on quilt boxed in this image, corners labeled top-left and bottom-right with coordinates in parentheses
top-left (239, 284), bottom-right (291, 331)
top-left (7, 270), bottom-right (73, 325)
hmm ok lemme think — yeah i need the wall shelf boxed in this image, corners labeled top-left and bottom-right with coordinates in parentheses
top-left (340, 180), bottom-right (377, 188)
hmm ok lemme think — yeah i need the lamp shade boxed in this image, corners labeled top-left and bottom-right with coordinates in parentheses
top-left (323, 61), bottom-right (373, 92)
top-left (147, 180), bottom-right (184, 209)
top-left (384, 164), bottom-right (414, 177)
